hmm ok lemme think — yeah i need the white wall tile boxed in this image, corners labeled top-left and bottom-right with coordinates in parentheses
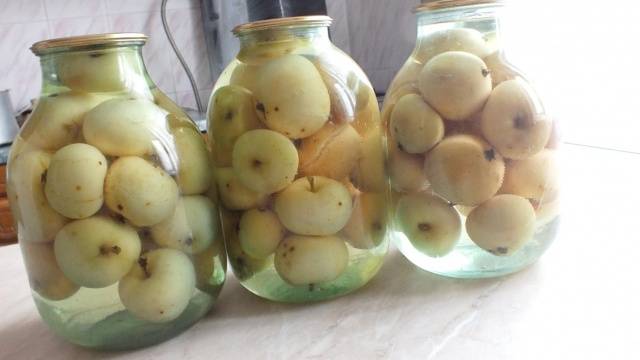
top-left (108, 11), bottom-right (181, 95)
top-left (199, 88), bottom-right (212, 109)
top-left (42, 0), bottom-right (106, 20)
top-left (175, 88), bottom-right (211, 111)
top-left (166, 8), bottom-right (214, 92)
top-left (48, 16), bottom-right (109, 38)
top-left (0, 22), bottom-right (49, 109)
top-left (0, 0), bottom-right (47, 24)
top-left (0, 0), bottom-right (419, 111)
top-left (0, 0), bottom-right (212, 113)
top-left (104, 0), bottom-right (197, 14)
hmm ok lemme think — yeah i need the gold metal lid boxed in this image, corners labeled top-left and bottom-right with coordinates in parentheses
top-left (233, 15), bottom-right (332, 35)
top-left (31, 33), bottom-right (147, 55)
top-left (415, 0), bottom-right (502, 12)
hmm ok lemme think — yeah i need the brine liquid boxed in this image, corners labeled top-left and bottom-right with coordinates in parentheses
top-left (394, 217), bottom-right (560, 278)
top-left (237, 240), bottom-right (388, 303)
top-left (33, 286), bottom-right (219, 350)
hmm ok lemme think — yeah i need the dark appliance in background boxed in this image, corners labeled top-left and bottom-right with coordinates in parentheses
top-left (246, 0), bottom-right (327, 21)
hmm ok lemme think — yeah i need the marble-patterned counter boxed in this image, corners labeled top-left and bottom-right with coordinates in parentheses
top-left (1, 144), bottom-right (638, 359)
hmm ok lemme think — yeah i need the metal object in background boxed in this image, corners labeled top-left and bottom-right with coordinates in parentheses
top-left (0, 90), bottom-right (18, 146)
top-left (160, 0), bottom-right (205, 114)
top-left (200, 0), bottom-right (224, 82)
top-left (246, 0), bottom-right (327, 21)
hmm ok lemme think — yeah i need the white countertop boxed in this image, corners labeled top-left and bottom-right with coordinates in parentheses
top-left (1, 144), bottom-right (639, 360)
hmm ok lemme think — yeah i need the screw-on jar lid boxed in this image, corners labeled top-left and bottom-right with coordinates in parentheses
top-left (415, 0), bottom-right (503, 12)
top-left (232, 15), bottom-right (332, 35)
top-left (31, 33), bottom-right (147, 55)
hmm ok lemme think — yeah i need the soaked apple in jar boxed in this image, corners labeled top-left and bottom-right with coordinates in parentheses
top-left (208, 16), bottom-right (389, 302)
top-left (384, 1), bottom-right (560, 278)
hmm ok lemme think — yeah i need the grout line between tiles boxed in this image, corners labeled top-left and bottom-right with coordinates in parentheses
top-left (103, 7), bottom-right (199, 17)
top-left (102, 0), bottom-right (191, 14)
top-left (40, 0), bottom-right (53, 38)
top-left (0, 19), bottom-right (49, 26)
top-left (103, 0), bottom-right (112, 31)
top-left (101, 14), bottom-right (110, 34)
top-left (102, 0), bottom-right (110, 13)
top-left (164, 8), bottom-right (185, 101)
top-left (0, 19), bottom-right (50, 28)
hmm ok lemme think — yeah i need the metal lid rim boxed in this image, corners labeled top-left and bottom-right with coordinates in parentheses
top-left (233, 15), bottom-right (333, 35)
top-left (31, 33), bottom-right (147, 55)
top-left (414, 0), bottom-right (503, 13)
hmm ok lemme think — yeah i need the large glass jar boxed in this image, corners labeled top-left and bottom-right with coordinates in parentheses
top-left (208, 16), bottom-right (388, 302)
top-left (383, 1), bottom-right (560, 278)
top-left (7, 34), bottom-right (226, 350)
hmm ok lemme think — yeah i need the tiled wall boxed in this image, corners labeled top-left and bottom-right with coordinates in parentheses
top-left (0, 0), bottom-right (213, 112)
top-left (0, 0), bottom-right (419, 112)
top-left (334, 0), bottom-right (417, 93)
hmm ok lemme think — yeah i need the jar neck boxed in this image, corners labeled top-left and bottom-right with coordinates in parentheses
top-left (38, 44), bottom-right (153, 96)
top-left (415, 4), bottom-right (502, 50)
top-left (236, 26), bottom-right (330, 50)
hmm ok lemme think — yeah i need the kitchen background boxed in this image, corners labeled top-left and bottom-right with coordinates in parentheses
top-left (1, 0), bottom-right (222, 113)
top-left (2, 0), bottom-right (638, 153)
top-left (0, 0), bottom-right (417, 114)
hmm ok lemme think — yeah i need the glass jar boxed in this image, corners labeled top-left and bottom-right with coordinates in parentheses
top-left (0, 145), bottom-right (17, 244)
top-left (7, 34), bottom-right (226, 350)
top-left (383, 1), bottom-right (560, 278)
top-left (208, 16), bottom-right (388, 302)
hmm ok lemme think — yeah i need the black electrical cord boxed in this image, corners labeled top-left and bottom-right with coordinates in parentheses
top-left (160, 0), bottom-right (205, 113)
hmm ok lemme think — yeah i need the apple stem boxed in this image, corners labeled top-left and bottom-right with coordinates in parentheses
top-left (307, 176), bottom-right (316, 192)
top-left (138, 257), bottom-right (151, 278)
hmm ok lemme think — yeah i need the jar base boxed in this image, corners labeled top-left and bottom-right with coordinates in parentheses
top-left (33, 288), bottom-right (216, 350)
top-left (394, 218), bottom-right (560, 279)
top-left (237, 245), bottom-right (387, 303)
